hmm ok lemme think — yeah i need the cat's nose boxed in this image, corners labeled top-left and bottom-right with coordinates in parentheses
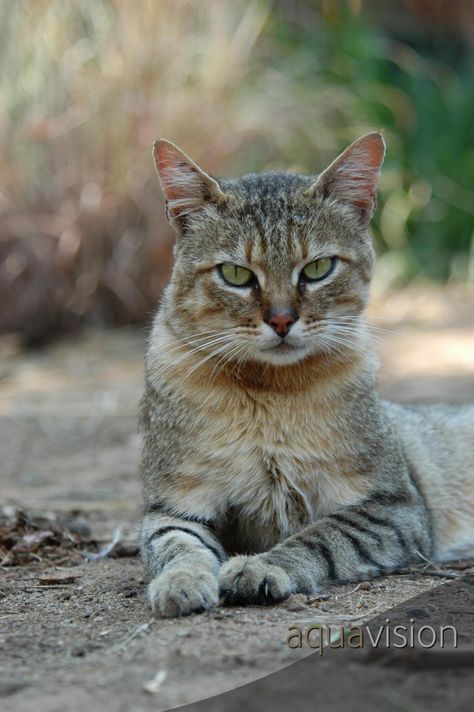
top-left (268, 312), bottom-right (297, 337)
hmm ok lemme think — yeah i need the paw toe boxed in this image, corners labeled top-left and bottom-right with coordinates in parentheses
top-left (149, 569), bottom-right (218, 618)
top-left (219, 556), bottom-right (292, 605)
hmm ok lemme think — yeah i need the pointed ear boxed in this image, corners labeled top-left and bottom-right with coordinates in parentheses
top-left (308, 132), bottom-right (385, 223)
top-left (152, 139), bottom-right (227, 231)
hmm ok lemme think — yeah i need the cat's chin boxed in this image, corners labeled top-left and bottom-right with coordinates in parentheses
top-left (252, 343), bottom-right (311, 366)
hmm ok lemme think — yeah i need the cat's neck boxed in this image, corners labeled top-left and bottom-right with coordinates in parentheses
top-left (217, 351), bottom-right (373, 394)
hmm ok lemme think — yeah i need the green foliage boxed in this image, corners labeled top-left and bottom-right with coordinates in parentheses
top-left (266, 4), bottom-right (474, 285)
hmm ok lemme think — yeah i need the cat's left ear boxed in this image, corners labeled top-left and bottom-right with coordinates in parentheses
top-left (153, 139), bottom-right (227, 232)
top-left (307, 132), bottom-right (385, 223)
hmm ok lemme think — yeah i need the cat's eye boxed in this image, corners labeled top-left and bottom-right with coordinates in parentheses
top-left (218, 263), bottom-right (255, 287)
top-left (300, 257), bottom-right (335, 282)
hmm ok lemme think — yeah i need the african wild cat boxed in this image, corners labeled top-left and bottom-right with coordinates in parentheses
top-left (140, 132), bottom-right (474, 618)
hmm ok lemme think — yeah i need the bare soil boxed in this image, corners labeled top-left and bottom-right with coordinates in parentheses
top-left (1, 285), bottom-right (474, 711)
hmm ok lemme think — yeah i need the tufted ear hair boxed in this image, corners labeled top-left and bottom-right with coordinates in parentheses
top-left (307, 132), bottom-right (385, 223)
top-left (152, 139), bottom-right (227, 232)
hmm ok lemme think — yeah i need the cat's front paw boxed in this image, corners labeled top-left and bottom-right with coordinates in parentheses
top-left (149, 568), bottom-right (218, 618)
top-left (219, 555), bottom-right (293, 605)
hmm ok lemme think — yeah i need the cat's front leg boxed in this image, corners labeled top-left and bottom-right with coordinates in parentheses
top-left (141, 511), bottom-right (227, 617)
top-left (219, 493), bottom-right (432, 604)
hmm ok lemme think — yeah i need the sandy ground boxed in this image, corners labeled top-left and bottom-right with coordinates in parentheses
top-left (1, 285), bottom-right (474, 711)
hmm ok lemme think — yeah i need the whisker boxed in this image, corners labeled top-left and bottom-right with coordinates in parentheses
top-left (333, 323), bottom-right (396, 338)
top-left (162, 334), bottom-right (236, 367)
top-left (178, 341), bottom-right (245, 387)
top-left (315, 336), bottom-right (358, 363)
top-left (316, 316), bottom-right (396, 337)
top-left (208, 341), bottom-right (244, 383)
top-left (316, 339), bottom-right (349, 361)
top-left (164, 330), bottom-right (235, 353)
top-left (312, 332), bottom-right (367, 358)
top-left (330, 314), bottom-right (405, 322)
top-left (323, 326), bottom-right (388, 346)
top-left (159, 327), bottom-right (226, 344)
top-left (329, 315), bottom-right (400, 335)
top-left (304, 321), bottom-right (391, 347)
top-left (226, 342), bottom-right (254, 381)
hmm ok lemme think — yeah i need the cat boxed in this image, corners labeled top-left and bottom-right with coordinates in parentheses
top-left (139, 132), bottom-right (474, 618)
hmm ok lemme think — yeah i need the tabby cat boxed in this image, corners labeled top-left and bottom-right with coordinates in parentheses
top-left (139, 132), bottom-right (474, 618)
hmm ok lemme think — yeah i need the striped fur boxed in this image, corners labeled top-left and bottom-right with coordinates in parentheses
top-left (140, 134), bottom-right (474, 617)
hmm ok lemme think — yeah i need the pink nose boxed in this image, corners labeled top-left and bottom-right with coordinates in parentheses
top-left (268, 313), bottom-right (296, 336)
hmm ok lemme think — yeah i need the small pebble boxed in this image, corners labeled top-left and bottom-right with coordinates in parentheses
top-left (282, 594), bottom-right (309, 611)
top-left (57, 592), bottom-right (72, 601)
top-left (176, 628), bottom-right (192, 638)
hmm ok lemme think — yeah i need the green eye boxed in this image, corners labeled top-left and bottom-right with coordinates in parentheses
top-left (219, 263), bottom-right (255, 287)
top-left (301, 257), bottom-right (335, 282)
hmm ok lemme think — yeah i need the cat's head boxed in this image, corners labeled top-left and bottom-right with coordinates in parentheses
top-left (153, 133), bottom-right (384, 368)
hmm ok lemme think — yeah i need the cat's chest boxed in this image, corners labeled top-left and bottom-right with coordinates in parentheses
top-left (179, 388), bottom-right (368, 537)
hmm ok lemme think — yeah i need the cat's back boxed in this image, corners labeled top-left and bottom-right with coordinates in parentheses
top-left (384, 400), bottom-right (474, 469)
top-left (384, 400), bottom-right (474, 560)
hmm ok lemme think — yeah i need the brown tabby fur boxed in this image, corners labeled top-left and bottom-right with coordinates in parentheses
top-left (139, 133), bottom-right (474, 618)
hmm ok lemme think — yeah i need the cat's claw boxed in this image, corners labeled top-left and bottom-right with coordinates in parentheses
top-left (149, 568), bottom-right (218, 618)
top-left (219, 555), bottom-right (293, 605)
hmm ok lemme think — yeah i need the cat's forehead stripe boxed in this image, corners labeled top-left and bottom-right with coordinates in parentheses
top-left (229, 191), bottom-right (311, 269)
top-left (244, 237), bottom-right (253, 265)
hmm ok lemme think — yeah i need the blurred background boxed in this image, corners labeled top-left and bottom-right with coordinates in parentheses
top-left (1, 5), bottom-right (474, 707)
top-left (1, 0), bottom-right (474, 346)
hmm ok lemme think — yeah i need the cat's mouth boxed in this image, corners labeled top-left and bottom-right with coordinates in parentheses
top-left (273, 342), bottom-right (297, 351)
top-left (255, 339), bottom-right (309, 365)
top-left (262, 341), bottom-right (304, 353)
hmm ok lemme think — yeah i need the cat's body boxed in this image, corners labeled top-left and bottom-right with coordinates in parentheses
top-left (140, 133), bottom-right (474, 617)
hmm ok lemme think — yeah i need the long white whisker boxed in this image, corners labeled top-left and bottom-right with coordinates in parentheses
top-left (327, 316), bottom-right (398, 336)
top-left (178, 341), bottom-right (244, 387)
top-left (331, 322), bottom-right (396, 338)
top-left (158, 327), bottom-right (227, 345)
top-left (229, 342), bottom-right (254, 380)
top-left (206, 341), bottom-right (250, 388)
top-left (325, 333), bottom-right (366, 350)
top-left (164, 330), bottom-right (235, 353)
top-left (217, 342), bottom-right (252, 383)
top-left (314, 332), bottom-right (367, 357)
top-left (324, 326), bottom-right (387, 346)
top-left (162, 335), bottom-right (237, 368)
top-left (207, 340), bottom-right (244, 383)
top-left (315, 335), bottom-right (356, 362)
top-left (330, 314), bottom-right (404, 322)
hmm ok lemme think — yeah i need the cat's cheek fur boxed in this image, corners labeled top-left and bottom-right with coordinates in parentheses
top-left (219, 555), bottom-right (294, 605)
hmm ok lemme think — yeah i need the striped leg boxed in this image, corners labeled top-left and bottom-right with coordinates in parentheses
top-left (141, 512), bottom-right (227, 617)
top-left (219, 490), bottom-right (433, 604)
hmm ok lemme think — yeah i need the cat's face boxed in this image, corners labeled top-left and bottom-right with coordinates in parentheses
top-left (154, 134), bottom-right (384, 368)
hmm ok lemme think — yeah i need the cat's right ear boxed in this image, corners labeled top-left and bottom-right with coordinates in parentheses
top-left (307, 132), bottom-right (385, 224)
top-left (153, 140), bottom-right (227, 232)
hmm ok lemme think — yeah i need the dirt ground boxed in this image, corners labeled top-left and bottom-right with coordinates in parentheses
top-left (1, 285), bottom-right (474, 711)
